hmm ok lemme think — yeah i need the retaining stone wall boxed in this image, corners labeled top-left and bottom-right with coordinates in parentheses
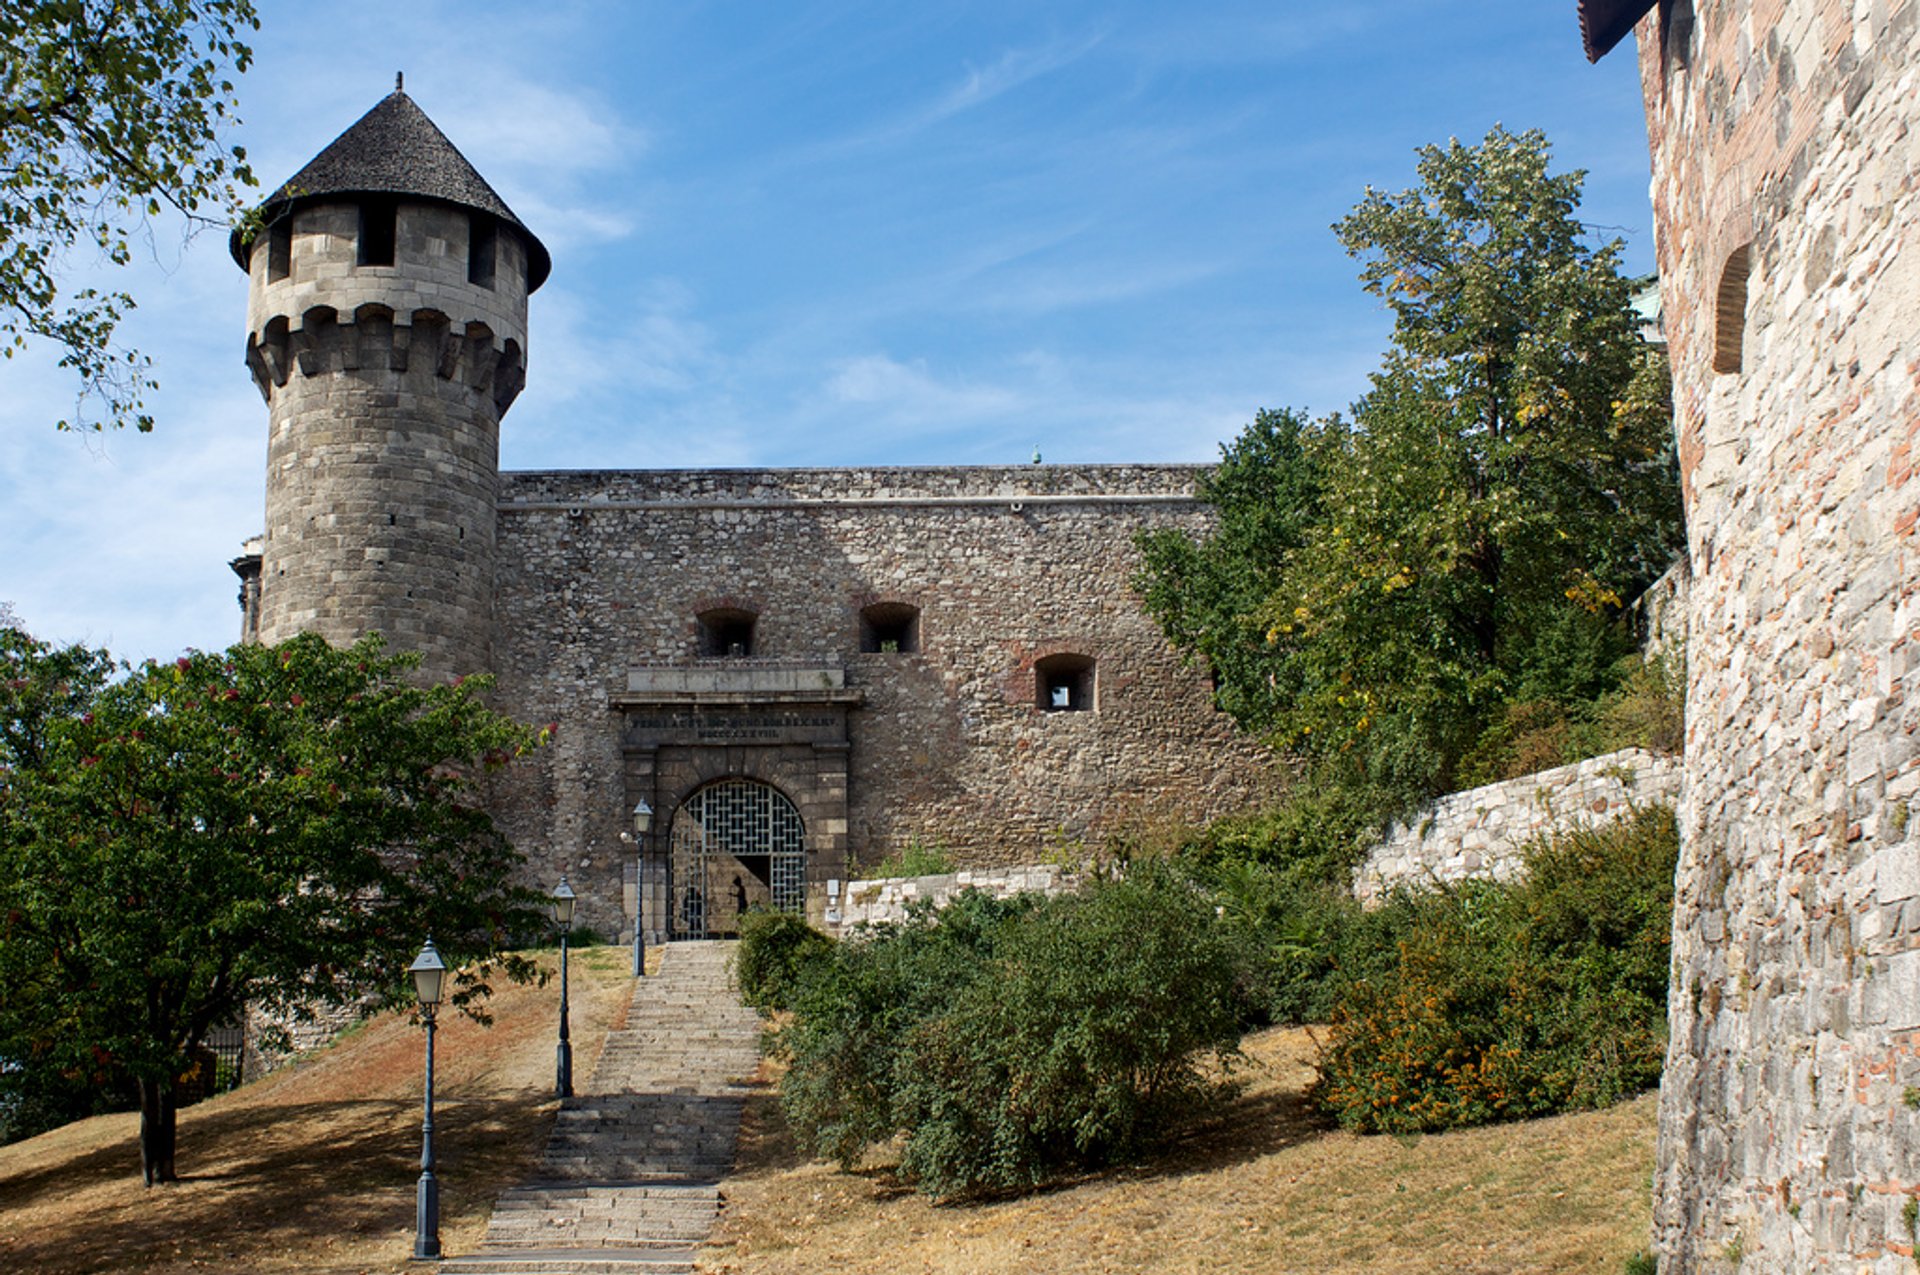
top-left (1626, 2), bottom-right (1920, 1269)
top-left (1352, 747), bottom-right (1682, 906)
top-left (824, 864), bottom-right (1081, 935)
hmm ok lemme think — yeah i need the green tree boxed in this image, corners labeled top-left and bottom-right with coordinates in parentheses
top-left (1134, 408), bottom-right (1328, 735)
top-left (1139, 127), bottom-right (1681, 805)
top-left (1, 1), bottom-right (258, 431)
top-left (0, 630), bottom-right (546, 1183)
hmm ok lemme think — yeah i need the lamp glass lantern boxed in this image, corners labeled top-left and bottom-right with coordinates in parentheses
top-left (550, 877), bottom-right (576, 930)
top-left (633, 799), bottom-right (654, 836)
top-left (409, 939), bottom-right (447, 1010)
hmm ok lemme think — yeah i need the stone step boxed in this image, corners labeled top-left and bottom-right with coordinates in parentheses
top-left (451, 942), bottom-right (757, 1270)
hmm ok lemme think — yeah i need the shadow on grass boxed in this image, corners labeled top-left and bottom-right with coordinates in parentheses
top-left (0, 1090), bottom-right (552, 1275)
top-left (725, 1062), bottom-right (1333, 1209)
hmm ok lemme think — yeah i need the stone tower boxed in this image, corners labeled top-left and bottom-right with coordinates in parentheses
top-left (231, 85), bottom-right (550, 682)
top-left (1584, 2), bottom-right (1920, 1268)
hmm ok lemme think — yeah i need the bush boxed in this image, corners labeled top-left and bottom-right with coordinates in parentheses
top-left (891, 864), bottom-right (1242, 1196)
top-left (1313, 805), bottom-right (1677, 1133)
top-left (731, 910), bottom-right (834, 1014)
top-left (779, 890), bottom-right (1034, 1169)
top-left (777, 870), bottom-right (1240, 1197)
top-left (859, 838), bottom-right (954, 879)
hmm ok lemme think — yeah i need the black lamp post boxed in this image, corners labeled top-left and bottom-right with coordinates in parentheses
top-left (409, 939), bottom-right (447, 1261)
top-left (630, 800), bottom-right (653, 977)
top-left (552, 877), bottom-right (576, 1100)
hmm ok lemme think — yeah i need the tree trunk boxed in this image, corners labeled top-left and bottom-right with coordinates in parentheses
top-left (138, 1077), bottom-right (178, 1185)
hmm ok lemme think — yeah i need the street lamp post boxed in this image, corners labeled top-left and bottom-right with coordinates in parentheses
top-left (630, 800), bottom-right (653, 977)
top-left (552, 877), bottom-right (576, 1100)
top-left (408, 939), bottom-right (447, 1261)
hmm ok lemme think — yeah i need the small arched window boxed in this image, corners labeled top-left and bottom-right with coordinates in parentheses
top-left (1035, 653), bottom-right (1095, 713)
top-left (859, 602), bottom-right (920, 653)
top-left (266, 218), bottom-right (292, 282)
top-left (698, 608), bottom-right (757, 658)
top-left (1712, 243), bottom-right (1751, 374)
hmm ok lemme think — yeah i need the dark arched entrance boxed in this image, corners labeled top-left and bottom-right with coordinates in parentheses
top-left (668, 778), bottom-right (807, 938)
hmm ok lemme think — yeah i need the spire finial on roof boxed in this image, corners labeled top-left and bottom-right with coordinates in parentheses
top-left (395, 71), bottom-right (404, 92)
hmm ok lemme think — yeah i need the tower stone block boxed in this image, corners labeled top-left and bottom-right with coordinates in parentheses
top-left (1592, 1), bottom-right (1920, 1267)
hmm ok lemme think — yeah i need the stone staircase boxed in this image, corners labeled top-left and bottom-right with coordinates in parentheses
top-left (440, 940), bottom-right (761, 1275)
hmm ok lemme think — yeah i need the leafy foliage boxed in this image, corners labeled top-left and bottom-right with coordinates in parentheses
top-left (1, 1), bottom-right (259, 431)
top-left (0, 630), bottom-right (546, 1180)
top-left (732, 908), bottom-right (833, 1014)
top-left (1135, 127), bottom-right (1683, 811)
top-left (777, 869), bottom-right (1240, 1198)
top-left (1135, 408), bottom-right (1328, 734)
top-left (1312, 805), bottom-right (1677, 1133)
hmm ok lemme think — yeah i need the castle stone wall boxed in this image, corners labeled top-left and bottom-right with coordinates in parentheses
top-left (487, 465), bottom-right (1280, 941)
top-left (1631, 3), bottom-right (1920, 1268)
top-left (1352, 747), bottom-right (1681, 906)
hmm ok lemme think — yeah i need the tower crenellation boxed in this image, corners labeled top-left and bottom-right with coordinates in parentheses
top-left (235, 88), bottom-right (547, 683)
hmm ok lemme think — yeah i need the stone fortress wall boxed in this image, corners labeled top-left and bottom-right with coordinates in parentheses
top-left (1620, 1), bottom-right (1920, 1268)
top-left (485, 464), bottom-right (1282, 943)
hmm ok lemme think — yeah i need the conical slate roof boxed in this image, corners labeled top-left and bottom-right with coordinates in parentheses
top-left (229, 88), bottom-right (551, 290)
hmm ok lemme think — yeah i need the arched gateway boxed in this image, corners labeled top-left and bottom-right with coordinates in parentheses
top-left (617, 660), bottom-right (858, 945)
top-left (669, 778), bottom-right (807, 938)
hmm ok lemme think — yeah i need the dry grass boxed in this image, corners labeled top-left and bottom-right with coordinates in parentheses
top-left (2, 957), bottom-right (1657, 1275)
top-left (703, 1027), bottom-right (1658, 1275)
top-left (0, 943), bottom-right (639, 1275)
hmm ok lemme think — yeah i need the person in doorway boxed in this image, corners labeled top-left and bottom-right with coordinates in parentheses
top-left (732, 873), bottom-right (749, 919)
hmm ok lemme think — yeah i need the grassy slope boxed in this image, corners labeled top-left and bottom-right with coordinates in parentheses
top-left (0, 954), bottom-right (1656, 1275)
top-left (0, 944), bottom-right (635, 1275)
top-left (704, 1027), bottom-right (1657, 1275)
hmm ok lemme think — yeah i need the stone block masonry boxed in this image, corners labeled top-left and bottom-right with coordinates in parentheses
top-left (487, 465), bottom-right (1281, 943)
top-left (824, 863), bottom-right (1082, 935)
top-left (1352, 748), bottom-right (1681, 906)
top-left (1617, 1), bottom-right (1920, 1268)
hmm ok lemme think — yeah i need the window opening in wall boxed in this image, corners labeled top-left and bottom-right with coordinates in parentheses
top-left (266, 219), bottom-right (291, 282)
top-left (1712, 243), bottom-right (1750, 374)
top-left (698, 608), bottom-right (757, 657)
top-left (1659, 0), bottom-right (1693, 77)
top-left (357, 196), bottom-right (397, 267)
top-left (859, 602), bottom-right (920, 653)
top-left (467, 213), bottom-right (496, 287)
top-left (1035, 652), bottom-right (1095, 712)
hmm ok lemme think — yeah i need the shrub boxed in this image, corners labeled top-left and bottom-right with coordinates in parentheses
top-left (779, 890), bottom-right (1034, 1169)
top-left (891, 864), bottom-right (1242, 1196)
top-left (1313, 805), bottom-right (1677, 1133)
top-left (778, 870), bottom-right (1240, 1197)
top-left (860, 838), bottom-right (954, 879)
top-left (1179, 782), bottom-right (1383, 884)
top-left (731, 910), bottom-right (834, 1014)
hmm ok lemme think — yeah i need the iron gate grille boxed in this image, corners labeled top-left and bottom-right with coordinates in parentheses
top-left (668, 779), bottom-right (806, 938)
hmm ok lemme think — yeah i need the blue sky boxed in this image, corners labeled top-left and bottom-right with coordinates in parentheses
top-left (0, 1), bottom-right (1656, 661)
